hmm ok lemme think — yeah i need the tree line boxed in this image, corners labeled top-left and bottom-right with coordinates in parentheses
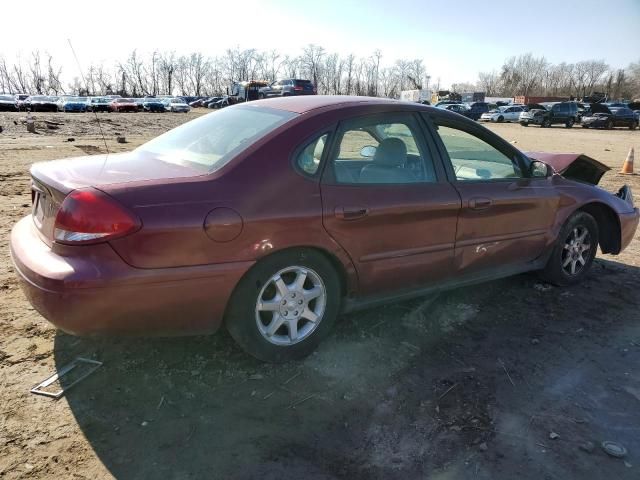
top-left (478, 53), bottom-right (640, 100)
top-left (1, 47), bottom-right (638, 100)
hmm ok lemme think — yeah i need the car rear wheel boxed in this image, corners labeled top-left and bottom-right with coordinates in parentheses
top-left (565, 118), bottom-right (575, 128)
top-left (540, 211), bottom-right (598, 287)
top-left (606, 120), bottom-right (613, 129)
top-left (226, 249), bottom-right (341, 363)
top-left (258, 93), bottom-right (265, 99)
top-left (520, 122), bottom-right (528, 127)
top-left (630, 122), bottom-right (637, 131)
top-left (582, 125), bottom-right (589, 128)
top-left (541, 119), bottom-right (551, 128)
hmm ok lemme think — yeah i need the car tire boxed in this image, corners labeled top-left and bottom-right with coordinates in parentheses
top-left (225, 249), bottom-right (342, 363)
top-left (565, 118), bottom-right (575, 128)
top-left (630, 122), bottom-right (637, 131)
top-left (540, 211), bottom-right (598, 287)
top-left (582, 125), bottom-right (589, 128)
top-left (541, 119), bottom-right (551, 128)
top-left (258, 93), bottom-right (265, 99)
top-left (520, 122), bottom-right (528, 127)
top-left (606, 120), bottom-right (613, 130)
top-left (497, 116), bottom-right (504, 123)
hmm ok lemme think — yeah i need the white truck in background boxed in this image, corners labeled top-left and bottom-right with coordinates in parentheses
top-left (400, 89), bottom-right (430, 103)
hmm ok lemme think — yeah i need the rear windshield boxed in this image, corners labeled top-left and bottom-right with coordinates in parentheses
top-left (294, 80), bottom-right (312, 86)
top-left (136, 105), bottom-right (297, 172)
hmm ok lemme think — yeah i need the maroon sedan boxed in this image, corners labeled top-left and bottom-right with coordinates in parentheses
top-left (10, 96), bottom-right (639, 362)
top-left (109, 98), bottom-right (138, 112)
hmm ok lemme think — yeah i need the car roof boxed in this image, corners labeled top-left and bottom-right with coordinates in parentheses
top-left (248, 95), bottom-right (402, 114)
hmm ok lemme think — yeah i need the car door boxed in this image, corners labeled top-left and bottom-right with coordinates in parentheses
top-left (320, 112), bottom-right (461, 296)
top-left (425, 112), bottom-right (560, 276)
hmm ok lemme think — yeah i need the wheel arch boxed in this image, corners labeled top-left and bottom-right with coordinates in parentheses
top-left (223, 245), bottom-right (352, 323)
top-left (577, 202), bottom-right (621, 254)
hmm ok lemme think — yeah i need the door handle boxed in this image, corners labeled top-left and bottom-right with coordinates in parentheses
top-left (335, 206), bottom-right (369, 220)
top-left (469, 197), bottom-right (492, 210)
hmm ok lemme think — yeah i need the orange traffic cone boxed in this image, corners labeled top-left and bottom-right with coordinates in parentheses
top-left (620, 147), bottom-right (635, 174)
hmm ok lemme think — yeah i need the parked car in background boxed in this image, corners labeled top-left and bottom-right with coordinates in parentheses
top-left (480, 105), bottom-right (524, 123)
top-left (0, 94), bottom-right (18, 111)
top-left (142, 97), bottom-right (166, 112)
top-left (24, 96), bottom-right (59, 112)
top-left (109, 98), bottom-right (138, 113)
top-left (258, 79), bottom-right (316, 98)
top-left (15, 94), bottom-right (30, 111)
top-left (519, 102), bottom-right (578, 128)
top-left (10, 96), bottom-right (639, 362)
top-left (605, 102), bottom-right (628, 108)
top-left (435, 100), bottom-right (462, 108)
top-left (204, 97), bottom-right (224, 108)
top-left (87, 97), bottom-right (111, 112)
top-left (163, 98), bottom-right (191, 113)
top-left (440, 103), bottom-right (473, 118)
top-left (466, 102), bottom-right (490, 120)
top-left (57, 96), bottom-right (88, 112)
top-left (582, 106), bottom-right (638, 130)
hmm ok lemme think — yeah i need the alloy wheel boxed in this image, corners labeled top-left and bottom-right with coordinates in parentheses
top-left (562, 226), bottom-right (592, 276)
top-left (255, 266), bottom-right (327, 346)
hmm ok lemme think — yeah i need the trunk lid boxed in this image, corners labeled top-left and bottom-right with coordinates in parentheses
top-left (29, 151), bottom-right (204, 244)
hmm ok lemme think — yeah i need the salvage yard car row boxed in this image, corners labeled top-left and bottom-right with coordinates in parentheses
top-left (0, 94), bottom-right (191, 113)
top-left (437, 99), bottom-right (639, 130)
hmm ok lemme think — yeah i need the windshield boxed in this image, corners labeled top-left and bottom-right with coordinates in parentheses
top-left (67, 97), bottom-right (86, 102)
top-left (31, 96), bottom-right (53, 101)
top-left (136, 106), bottom-right (297, 172)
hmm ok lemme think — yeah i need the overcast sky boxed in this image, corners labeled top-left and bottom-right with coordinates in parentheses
top-left (1, 0), bottom-right (638, 88)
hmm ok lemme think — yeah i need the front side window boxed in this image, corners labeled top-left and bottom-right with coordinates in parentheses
top-left (331, 115), bottom-right (436, 184)
top-left (435, 123), bottom-right (521, 181)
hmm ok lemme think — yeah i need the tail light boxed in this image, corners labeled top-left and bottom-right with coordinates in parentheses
top-left (54, 188), bottom-right (140, 244)
top-left (293, 86), bottom-right (303, 91)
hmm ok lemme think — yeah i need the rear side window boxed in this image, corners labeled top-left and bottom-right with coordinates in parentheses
top-left (295, 80), bottom-right (312, 86)
top-left (331, 114), bottom-right (437, 184)
top-left (296, 134), bottom-right (328, 175)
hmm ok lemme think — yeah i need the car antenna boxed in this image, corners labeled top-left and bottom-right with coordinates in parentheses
top-left (67, 39), bottom-right (110, 156)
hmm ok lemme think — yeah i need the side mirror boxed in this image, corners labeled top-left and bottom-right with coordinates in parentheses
top-left (530, 160), bottom-right (552, 178)
top-left (360, 145), bottom-right (377, 158)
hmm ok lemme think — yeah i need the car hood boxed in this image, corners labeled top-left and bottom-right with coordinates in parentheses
top-left (30, 150), bottom-right (205, 194)
top-left (526, 152), bottom-right (610, 185)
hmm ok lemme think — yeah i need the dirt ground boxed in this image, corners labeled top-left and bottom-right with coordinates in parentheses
top-left (1, 111), bottom-right (639, 480)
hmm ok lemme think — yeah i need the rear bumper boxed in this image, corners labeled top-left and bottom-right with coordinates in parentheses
top-left (619, 209), bottom-right (639, 252)
top-left (10, 216), bottom-right (254, 336)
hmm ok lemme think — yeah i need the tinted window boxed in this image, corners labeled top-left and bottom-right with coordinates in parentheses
top-left (137, 106), bottom-right (297, 172)
top-left (435, 123), bottom-right (521, 181)
top-left (332, 115), bottom-right (436, 184)
top-left (296, 133), bottom-right (328, 175)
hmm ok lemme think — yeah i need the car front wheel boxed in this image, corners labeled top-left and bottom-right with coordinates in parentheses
top-left (565, 118), bottom-right (575, 128)
top-left (225, 249), bottom-right (341, 363)
top-left (541, 211), bottom-right (598, 286)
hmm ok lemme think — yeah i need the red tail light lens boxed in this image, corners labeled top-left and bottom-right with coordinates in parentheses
top-left (293, 86), bottom-right (303, 91)
top-left (54, 188), bottom-right (140, 244)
